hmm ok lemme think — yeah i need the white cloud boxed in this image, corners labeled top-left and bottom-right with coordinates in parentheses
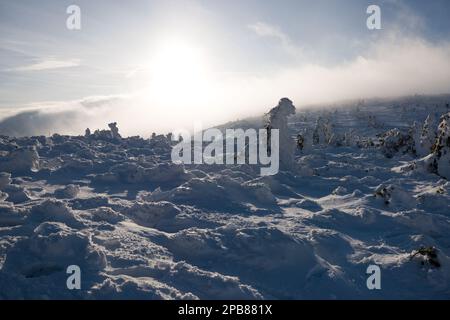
top-left (12, 58), bottom-right (81, 72)
top-left (248, 22), bottom-right (302, 56)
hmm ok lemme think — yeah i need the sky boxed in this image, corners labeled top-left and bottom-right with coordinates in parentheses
top-left (1, 0), bottom-right (450, 136)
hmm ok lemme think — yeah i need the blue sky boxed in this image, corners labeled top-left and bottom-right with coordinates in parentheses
top-left (1, 0), bottom-right (450, 135)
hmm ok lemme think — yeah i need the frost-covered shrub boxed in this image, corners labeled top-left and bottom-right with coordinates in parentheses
top-left (374, 184), bottom-right (415, 208)
top-left (345, 129), bottom-right (364, 147)
top-left (296, 128), bottom-right (314, 151)
top-left (367, 114), bottom-right (384, 129)
top-left (378, 128), bottom-right (414, 158)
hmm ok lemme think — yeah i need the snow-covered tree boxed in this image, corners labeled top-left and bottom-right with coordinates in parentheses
top-left (429, 112), bottom-right (450, 179)
top-left (265, 98), bottom-right (296, 170)
top-left (108, 122), bottom-right (121, 140)
top-left (410, 121), bottom-right (422, 156)
top-left (417, 114), bottom-right (437, 157)
top-left (313, 116), bottom-right (333, 145)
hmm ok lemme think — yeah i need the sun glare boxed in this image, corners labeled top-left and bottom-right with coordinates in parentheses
top-left (148, 39), bottom-right (213, 107)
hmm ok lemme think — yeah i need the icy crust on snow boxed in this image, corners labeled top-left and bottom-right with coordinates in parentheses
top-left (0, 96), bottom-right (450, 299)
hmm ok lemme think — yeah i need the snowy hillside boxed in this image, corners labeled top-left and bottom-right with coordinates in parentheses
top-left (1, 95), bottom-right (450, 299)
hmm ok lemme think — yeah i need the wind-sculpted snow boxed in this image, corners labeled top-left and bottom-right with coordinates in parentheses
top-left (0, 95), bottom-right (450, 299)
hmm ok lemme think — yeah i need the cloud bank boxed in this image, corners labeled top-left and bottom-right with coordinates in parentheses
top-left (1, 34), bottom-right (450, 137)
top-left (10, 58), bottom-right (81, 72)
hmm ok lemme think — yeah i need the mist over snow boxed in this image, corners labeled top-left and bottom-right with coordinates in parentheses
top-left (1, 34), bottom-right (450, 137)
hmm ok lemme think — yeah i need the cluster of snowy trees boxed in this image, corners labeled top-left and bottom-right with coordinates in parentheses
top-left (85, 122), bottom-right (122, 141)
top-left (377, 111), bottom-right (450, 179)
top-left (296, 113), bottom-right (363, 150)
top-left (378, 114), bottom-right (438, 158)
top-left (292, 104), bottom-right (449, 180)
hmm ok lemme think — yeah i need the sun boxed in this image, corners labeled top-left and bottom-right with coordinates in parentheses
top-left (148, 38), bottom-right (212, 107)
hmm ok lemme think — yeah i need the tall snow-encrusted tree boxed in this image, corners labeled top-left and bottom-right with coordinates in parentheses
top-left (410, 121), bottom-right (422, 156)
top-left (313, 114), bottom-right (334, 145)
top-left (265, 98), bottom-right (296, 170)
top-left (430, 112), bottom-right (450, 179)
top-left (108, 122), bottom-right (121, 140)
top-left (418, 114), bottom-right (437, 157)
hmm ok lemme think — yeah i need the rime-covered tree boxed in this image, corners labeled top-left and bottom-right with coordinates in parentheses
top-left (418, 114), bottom-right (437, 157)
top-left (313, 116), bottom-right (333, 145)
top-left (429, 112), bottom-right (450, 179)
top-left (265, 98), bottom-right (296, 170)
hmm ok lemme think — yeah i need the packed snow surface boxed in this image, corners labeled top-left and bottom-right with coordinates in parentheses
top-left (0, 96), bottom-right (450, 299)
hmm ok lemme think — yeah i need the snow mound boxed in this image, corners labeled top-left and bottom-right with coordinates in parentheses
top-left (2, 184), bottom-right (31, 203)
top-left (55, 184), bottom-right (80, 199)
top-left (374, 184), bottom-right (416, 208)
top-left (0, 172), bottom-right (12, 189)
top-left (125, 201), bottom-right (182, 230)
top-left (0, 204), bottom-right (25, 227)
top-left (27, 200), bottom-right (81, 227)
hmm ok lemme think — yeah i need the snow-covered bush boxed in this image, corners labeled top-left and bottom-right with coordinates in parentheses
top-left (296, 128), bottom-right (314, 151)
top-left (374, 184), bottom-right (415, 208)
top-left (378, 128), bottom-right (414, 158)
top-left (367, 114), bottom-right (384, 129)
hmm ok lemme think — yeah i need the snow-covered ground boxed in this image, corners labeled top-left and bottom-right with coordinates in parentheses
top-left (0, 95), bottom-right (450, 299)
